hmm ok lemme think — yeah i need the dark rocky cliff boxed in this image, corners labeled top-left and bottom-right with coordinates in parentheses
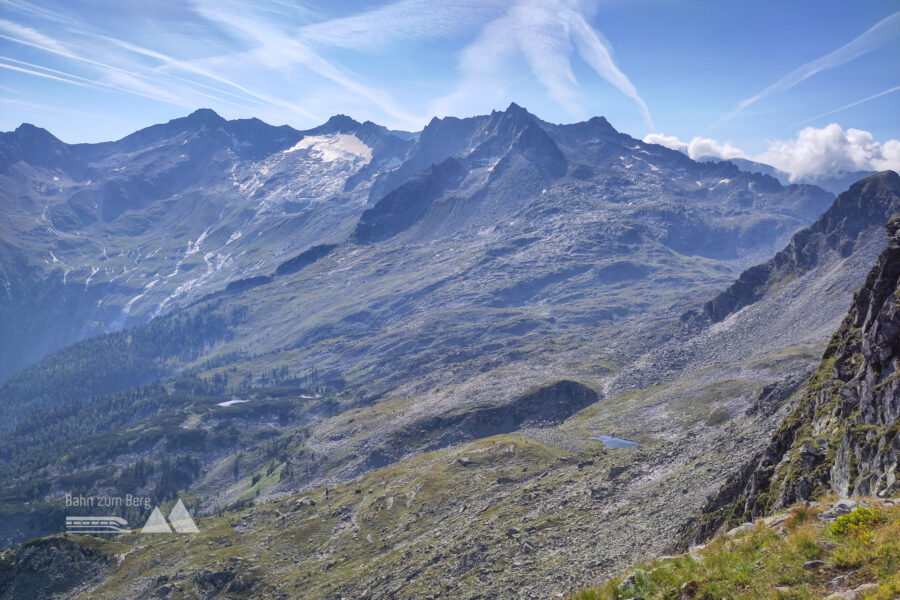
top-left (685, 210), bottom-right (900, 543)
top-left (688, 171), bottom-right (900, 324)
top-left (0, 535), bottom-right (114, 599)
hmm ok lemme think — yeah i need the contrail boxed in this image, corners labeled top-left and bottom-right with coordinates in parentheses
top-left (709, 11), bottom-right (900, 130)
top-left (0, 62), bottom-right (91, 87)
top-left (793, 85), bottom-right (900, 127)
top-left (0, 33), bottom-right (258, 110)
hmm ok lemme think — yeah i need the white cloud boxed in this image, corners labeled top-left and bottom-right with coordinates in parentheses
top-left (643, 133), bottom-right (744, 160)
top-left (643, 133), bottom-right (688, 153)
top-left (758, 124), bottom-right (900, 180)
top-left (712, 11), bottom-right (900, 128)
top-left (643, 124), bottom-right (900, 182)
top-left (688, 137), bottom-right (745, 161)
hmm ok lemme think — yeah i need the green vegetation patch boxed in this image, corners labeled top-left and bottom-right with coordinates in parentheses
top-left (572, 499), bottom-right (900, 600)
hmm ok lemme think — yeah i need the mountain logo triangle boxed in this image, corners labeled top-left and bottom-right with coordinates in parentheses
top-left (168, 499), bottom-right (200, 533)
top-left (141, 506), bottom-right (172, 533)
top-left (140, 500), bottom-right (199, 534)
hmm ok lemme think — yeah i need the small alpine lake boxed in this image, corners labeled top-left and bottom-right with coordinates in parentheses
top-left (589, 434), bottom-right (639, 448)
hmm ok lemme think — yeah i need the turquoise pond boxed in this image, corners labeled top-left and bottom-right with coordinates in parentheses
top-left (589, 435), bottom-right (638, 448)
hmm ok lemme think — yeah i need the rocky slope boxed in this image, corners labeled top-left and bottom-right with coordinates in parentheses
top-left (0, 535), bottom-right (114, 600)
top-left (686, 209), bottom-right (900, 543)
top-left (0, 110), bottom-right (413, 382)
top-left (578, 497), bottom-right (900, 600)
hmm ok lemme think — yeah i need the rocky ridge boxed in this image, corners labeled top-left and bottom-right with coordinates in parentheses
top-left (685, 209), bottom-right (900, 543)
top-left (1, 104), bottom-right (833, 383)
top-left (688, 171), bottom-right (900, 325)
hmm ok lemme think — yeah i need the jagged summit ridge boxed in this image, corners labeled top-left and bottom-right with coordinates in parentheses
top-left (0, 102), bottom-right (836, 383)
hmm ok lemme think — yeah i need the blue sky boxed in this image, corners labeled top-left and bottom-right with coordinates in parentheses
top-left (0, 0), bottom-right (898, 178)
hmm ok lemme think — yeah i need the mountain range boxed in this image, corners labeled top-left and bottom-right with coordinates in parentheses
top-left (700, 155), bottom-right (877, 196)
top-left (0, 105), bottom-right (897, 599)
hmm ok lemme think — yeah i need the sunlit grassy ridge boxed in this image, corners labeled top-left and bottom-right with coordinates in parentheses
top-left (571, 498), bottom-right (900, 600)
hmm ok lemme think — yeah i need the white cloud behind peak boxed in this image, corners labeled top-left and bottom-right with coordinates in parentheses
top-left (644, 124), bottom-right (900, 182)
top-left (643, 133), bottom-right (744, 161)
top-left (758, 124), bottom-right (900, 180)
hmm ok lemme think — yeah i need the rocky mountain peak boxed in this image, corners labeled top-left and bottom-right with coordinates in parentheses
top-left (468, 103), bottom-right (563, 170)
top-left (12, 122), bottom-right (59, 142)
top-left (183, 107), bottom-right (227, 127)
top-left (585, 115), bottom-right (617, 133)
top-left (1, 122), bottom-right (72, 173)
top-left (315, 114), bottom-right (363, 133)
top-left (484, 101), bottom-right (536, 132)
top-left (504, 101), bottom-right (526, 113)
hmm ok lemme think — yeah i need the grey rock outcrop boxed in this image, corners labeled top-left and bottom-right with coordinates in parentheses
top-left (685, 195), bottom-right (900, 543)
top-left (0, 535), bottom-right (113, 599)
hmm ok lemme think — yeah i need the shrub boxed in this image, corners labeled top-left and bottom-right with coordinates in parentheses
top-left (829, 506), bottom-right (887, 538)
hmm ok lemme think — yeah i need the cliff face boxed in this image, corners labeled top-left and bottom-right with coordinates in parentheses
top-left (691, 171), bottom-right (900, 324)
top-left (687, 212), bottom-right (900, 543)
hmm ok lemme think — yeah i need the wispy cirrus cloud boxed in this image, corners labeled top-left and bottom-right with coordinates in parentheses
top-left (429, 0), bottom-right (654, 129)
top-left (1, 0), bottom-right (651, 134)
top-left (0, 54), bottom-right (184, 107)
top-left (245, 0), bottom-right (653, 128)
top-left (299, 0), bottom-right (506, 49)
top-left (0, 32), bottom-right (192, 107)
top-left (0, 17), bottom-right (68, 52)
top-left (99, 36), bottom-right (318, 120)
top-left (0, 61), bottom-right (92, 87)
top-left (0, 3), bottom-right (324, 120)
top-left (568, 10), bottom-right (653, 129)
top-left (188, 0), bottom-right (421, 128)
top-left (711, 11), bottom-right (900, 130)
top-left (0, 10), bottom-right (311, 116)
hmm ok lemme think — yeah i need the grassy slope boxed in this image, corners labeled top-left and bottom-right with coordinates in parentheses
top-left (572, 498), bottom-right (900, 600)
top-left (75, 434), bottom-right (592, 598)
